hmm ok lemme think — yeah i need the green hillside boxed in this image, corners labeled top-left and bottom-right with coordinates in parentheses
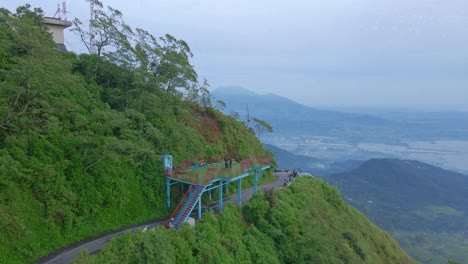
top-left (0, 6), bottom-right (270, 263)
top-left (75, 177), bottom-right (416, 264)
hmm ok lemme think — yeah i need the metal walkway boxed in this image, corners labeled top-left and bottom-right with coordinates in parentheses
top-left (163, 155), bottom-right (270, 227)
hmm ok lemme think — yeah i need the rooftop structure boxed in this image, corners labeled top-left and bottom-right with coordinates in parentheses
top-left (43, 17), bottom-right (72, 52)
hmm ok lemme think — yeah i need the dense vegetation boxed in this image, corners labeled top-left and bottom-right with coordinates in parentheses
top-left (75, 177), bottom-right (415, 264)
top-left (325, 158), bottom-right (468, 264)
top-left (0, 5), bottom-right (271, 263)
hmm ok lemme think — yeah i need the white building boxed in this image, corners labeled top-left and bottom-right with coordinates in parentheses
top-left (43, 17), bottom-right (72, 52)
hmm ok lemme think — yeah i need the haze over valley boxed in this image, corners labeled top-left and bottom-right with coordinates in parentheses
top-left (265, 137), bottom-right (468, 174)
top-left (213, 87), bottom-right (468, 174)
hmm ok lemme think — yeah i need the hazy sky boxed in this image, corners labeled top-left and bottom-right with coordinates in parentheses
top-left (3, 0), bottom-right (468, 109)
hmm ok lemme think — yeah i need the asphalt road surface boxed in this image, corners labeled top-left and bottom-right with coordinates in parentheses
top-left (37, 172), bottom-right (290, 264)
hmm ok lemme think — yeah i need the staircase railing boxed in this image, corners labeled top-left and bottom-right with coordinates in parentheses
top-left (173, 185), bottom-right (205, 227)
top-left (169, 184), bottom-right (194, 222)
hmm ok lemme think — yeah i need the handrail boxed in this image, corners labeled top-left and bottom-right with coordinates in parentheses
top-left (169, 184), bottom-right (194, 221)
top-left (173, 185), bottom-right (205, 226)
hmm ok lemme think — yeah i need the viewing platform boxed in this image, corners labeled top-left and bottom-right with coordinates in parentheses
top-left (162, 155), bottom-right (271, 228)
top-left (168, 158), bottom-right (270, 185)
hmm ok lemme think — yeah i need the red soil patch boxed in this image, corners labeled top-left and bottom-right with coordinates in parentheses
top-left (193, 112), bottom-right (223, 144)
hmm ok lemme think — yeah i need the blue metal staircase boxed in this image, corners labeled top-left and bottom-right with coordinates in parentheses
top-left (171, 184), bottom-right (205, 228)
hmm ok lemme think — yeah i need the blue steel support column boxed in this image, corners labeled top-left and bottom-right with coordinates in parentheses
top-left (237, 179), bottom-right (241, 204)
top-left (198, 195), bottom-right (202, 219)
top-left (253, 169), bottom-right (259, 194)
top-left (166, 178), bottom-right (171, 208)
top-left (219, 181), bottom-right (223, 211)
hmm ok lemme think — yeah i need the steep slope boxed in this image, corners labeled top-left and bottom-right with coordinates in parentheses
top-left (75, 177), bottom-right (416, 264)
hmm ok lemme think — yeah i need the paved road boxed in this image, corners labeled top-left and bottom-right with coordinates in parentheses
top-left (37, 172), bottom-right (289, 264)
top-left (225, 171), bottom-right (288, 205)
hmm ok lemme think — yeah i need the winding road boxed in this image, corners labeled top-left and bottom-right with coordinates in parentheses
top-left (36, 172), bottom-right (289, 264)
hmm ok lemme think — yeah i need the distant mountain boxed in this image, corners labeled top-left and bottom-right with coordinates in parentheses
top-left (264, 143), bottom-right (363, 175)
top-left (324, 158), bottom-right (468, 263)
top-left (325, 158), bottom-right (468, 231)
top-left (323, 159), bottom-right (365, 175)
top-left (264, 143), bottom-right (323, 170)
top-left (213, 87), bottom-right (468, 142)
top-left (212, 87), bottom-right (417, 143)
top-left (213, 87), bottom-right (388, 125)
top-left (212, 86), bottom-right (256, 97)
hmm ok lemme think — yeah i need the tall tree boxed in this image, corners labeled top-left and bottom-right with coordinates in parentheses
top-left (72, 1), bottom-right (206, 103)
top-left (198, 79), bottom-right (212, 109)
top-left (71, 0), bottom-right (132, 76)
top-left (215, 100), bottom-right (226, 111)
top-left (0, 6), bottom-right (65, 132)
top-left (252, 117), bottom-right (273, 139)
top-left (155, 34), bottom-right (197, 94)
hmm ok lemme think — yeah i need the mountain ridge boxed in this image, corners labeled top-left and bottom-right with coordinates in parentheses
top-left (328, 158), bottom-right (468, 210)
top-left (213, 86), bottom-right (468, 143)
top-left (212, 86), bottom-right (413, 142)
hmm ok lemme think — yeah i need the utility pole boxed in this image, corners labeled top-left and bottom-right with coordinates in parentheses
top-left (246, 104), bottom-right (251, 127)
top-left (86, 0), bottom-right (96, 53)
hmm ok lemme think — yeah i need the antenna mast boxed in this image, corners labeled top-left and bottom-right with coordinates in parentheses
top-left (62, 0), bottom-right (67, 20)
top-left (86, 0), bottom-right (97, 53)
top-left (53, 1), bottom-right (68, 20)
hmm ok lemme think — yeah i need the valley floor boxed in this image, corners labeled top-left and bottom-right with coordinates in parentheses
top-left (394, 231), bottom-right (468, 264)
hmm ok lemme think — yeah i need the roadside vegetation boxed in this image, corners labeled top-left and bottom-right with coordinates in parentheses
top-left (75, 177), bottom-right (416, 264)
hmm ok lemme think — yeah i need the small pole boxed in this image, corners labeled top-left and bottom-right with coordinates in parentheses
top-left (166, 178), bottom-right (171, 208)
top-left (198, 195), bottom-right (202, 219)
top-left (237, 179), bottom-right (241, 204)
top-left (253, 169), bottom-right (259, 194)
top-left (219, 181), bottom-right (223, 211)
